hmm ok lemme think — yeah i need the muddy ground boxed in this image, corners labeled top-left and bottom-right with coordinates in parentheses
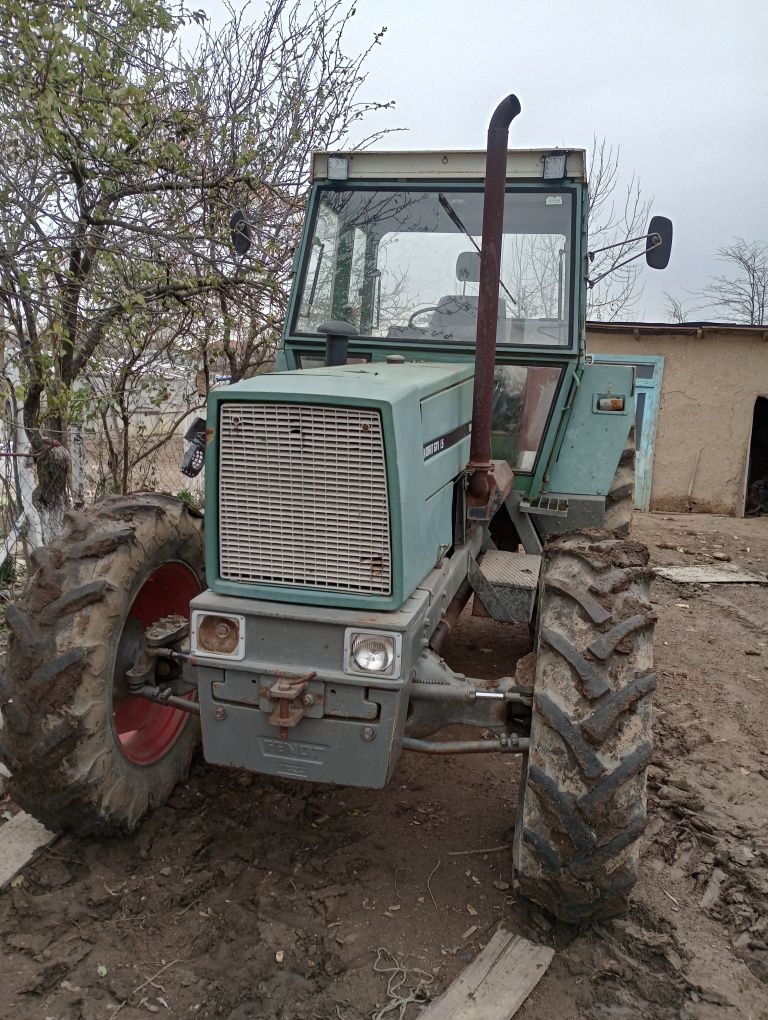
top-left (1, 512), bottom-right (768, 1020)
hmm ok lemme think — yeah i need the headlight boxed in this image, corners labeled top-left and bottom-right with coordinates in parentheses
top-left (352, 635), bottom-right (394, 673)
top-left (191, 612), bottom-right (246, 660)
top-left (344, 629), bottom-right (401, 678)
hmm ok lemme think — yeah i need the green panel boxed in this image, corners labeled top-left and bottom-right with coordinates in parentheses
top-left (420, 377), bottom-right (473, 498)
top-left (273, 349), bottom-right (290, 372)
top-left (594, 354), bottom-right (664, 511)
top-left (544, 362), bottom-right (634, 496)
top-left (205, 362), bottom-right (474, 611)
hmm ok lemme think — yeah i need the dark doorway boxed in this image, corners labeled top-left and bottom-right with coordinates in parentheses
top-left (745, 397), bottom-right (768, 515)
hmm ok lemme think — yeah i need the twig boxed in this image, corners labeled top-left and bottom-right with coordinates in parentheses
top-left (671, 819), bottom-right (717, 847)
top-left (112, 959), bottom-right (180, 1017)
top-left (446, 844), bottom-right (510, 857)
top-left (176, 897), bottom-right (202, 916)
top-left (593, 926), bottom-right (643, 973)
top-left (40, 844), bottom-right (85, 866)
top-left (393, 866), bottom-right (405, 901)
top-left (427, 858), bottom-right (441, 910)
top-left (372, 947), bottom-right (434, 1020)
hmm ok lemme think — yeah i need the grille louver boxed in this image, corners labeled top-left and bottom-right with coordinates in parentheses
top-left (218, 402), bottom-right (392, 595)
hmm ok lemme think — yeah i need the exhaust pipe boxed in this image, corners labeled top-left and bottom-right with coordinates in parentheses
top-left (318, 320), bottom-right (358, 367)
top-left (467, 94), bottom-right (522, 499)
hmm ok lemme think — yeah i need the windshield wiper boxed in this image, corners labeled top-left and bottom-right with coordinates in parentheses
top-left (438, 193), bottom-right (517, 307)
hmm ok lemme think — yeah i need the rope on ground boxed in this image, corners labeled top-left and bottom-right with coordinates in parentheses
top-left (371, 947), bottom-right (434, 1020)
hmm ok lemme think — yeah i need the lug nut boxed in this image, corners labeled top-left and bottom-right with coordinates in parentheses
top-left (214, 705), bottom-right (227, 720)
top-left (361, 725), bottom-right (375, 741)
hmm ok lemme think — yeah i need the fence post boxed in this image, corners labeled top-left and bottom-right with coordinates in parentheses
top-left (15, 409), bottom-right (42, 550)
top-left (70, 424), bottom-right (85, 509)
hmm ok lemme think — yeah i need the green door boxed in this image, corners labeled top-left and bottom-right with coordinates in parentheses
top-left (595, 355), bottom-right (664, 511)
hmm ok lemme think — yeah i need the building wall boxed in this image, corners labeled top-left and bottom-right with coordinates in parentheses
top-left (586, 325), bottom-right (768, 515)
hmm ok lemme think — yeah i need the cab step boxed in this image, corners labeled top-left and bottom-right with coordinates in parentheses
top-left (469, 551), bottom-right (541, 624)
top-left (518, 495), bottom-right (570, 517)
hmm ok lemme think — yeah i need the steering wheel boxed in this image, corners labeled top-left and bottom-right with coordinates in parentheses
top-left (407, 305), bottom-right (441, 328)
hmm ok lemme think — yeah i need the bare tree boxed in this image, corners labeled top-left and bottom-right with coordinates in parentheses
top-left (663, 291), bottom-right (696, 324)
top-left (0, 0), bottom-right (391, 538)
top-left (586, 138), bottom-right (652, 321)
top-left (698, 238), bottom-right (768, 325)
top-left (184, 4), bottom-right (394, 384)
top-left (497, 140), bottom-right (651, 323)
top-left (83, 310), bottom-right (203, 496)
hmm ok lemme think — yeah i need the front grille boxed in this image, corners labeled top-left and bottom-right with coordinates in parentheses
top-left (218, 402), bottom-right (392, 595)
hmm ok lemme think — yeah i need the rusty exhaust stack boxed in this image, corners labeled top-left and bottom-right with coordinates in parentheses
top-left (467, 94), bottom-right (522, 499)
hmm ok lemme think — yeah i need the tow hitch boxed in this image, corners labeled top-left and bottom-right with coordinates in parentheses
top-left (264, 672), bottom-right (318, 739)
top-left (126, 614), bottom-right (200, 716)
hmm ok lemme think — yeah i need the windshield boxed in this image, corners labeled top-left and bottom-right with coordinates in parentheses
top-left (293, 186), bottom-right (574, 347)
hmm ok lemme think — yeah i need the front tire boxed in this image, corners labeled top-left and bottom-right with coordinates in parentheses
top-left (0, 494), bottom-right (204, 835)
top-left (513, 530), bottom-right (655, 922)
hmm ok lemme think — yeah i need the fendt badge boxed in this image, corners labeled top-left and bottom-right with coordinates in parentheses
top-left (423, 422), bottom-right (471, 461)
top-left (260, 736), bottom-right (326, 765)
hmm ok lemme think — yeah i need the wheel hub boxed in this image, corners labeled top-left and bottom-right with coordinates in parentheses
top-left (112, 562), bottom-right (200, 766)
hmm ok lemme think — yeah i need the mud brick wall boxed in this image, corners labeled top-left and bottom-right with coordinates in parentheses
top-left (587, 324), bottom-right (768, 516)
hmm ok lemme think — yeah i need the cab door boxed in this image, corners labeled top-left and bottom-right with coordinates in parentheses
top-left (594, 355), bottom-right (665, 510)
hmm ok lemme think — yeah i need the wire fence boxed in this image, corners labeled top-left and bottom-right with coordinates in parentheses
top-left (0, 411), bottom-right (203, 580)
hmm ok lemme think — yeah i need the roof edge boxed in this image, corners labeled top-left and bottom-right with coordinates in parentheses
top-left (311, 148), bottom-right (587, 183)
top-left (587, 321), bottom-right (768, 337)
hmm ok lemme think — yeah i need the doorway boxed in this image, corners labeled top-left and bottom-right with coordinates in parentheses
top-left (745, 397), bottom-right (768, 516)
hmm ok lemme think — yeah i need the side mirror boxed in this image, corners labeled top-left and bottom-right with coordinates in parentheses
top-left (181, 417), bottom-right (208, 478)
top-left (588, 215), bottom-right (674, 290)
top-left (229, 209), bottom-right (252, 256)
top-left (645, 216), bottom-right (673, 270)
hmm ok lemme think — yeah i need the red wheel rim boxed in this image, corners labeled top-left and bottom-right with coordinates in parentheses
top-left (113, 562), bottom-right (200, 766)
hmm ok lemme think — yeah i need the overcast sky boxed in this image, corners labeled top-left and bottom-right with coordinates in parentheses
top-left (202, 0), bottom-right (768, 321)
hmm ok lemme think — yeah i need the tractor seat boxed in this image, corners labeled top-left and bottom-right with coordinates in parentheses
top-left (429, 295), bottom-right (507, 340)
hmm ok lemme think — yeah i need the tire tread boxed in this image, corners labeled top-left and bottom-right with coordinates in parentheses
top-left (514, 529), bottom-right (654, 922)
top-left (0, 493), bottom-right (204, 835)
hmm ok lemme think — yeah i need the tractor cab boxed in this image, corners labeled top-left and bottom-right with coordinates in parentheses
top-left (290, 154), bottom-right (581, 350)
top-left (284, 149), bottom-right (586, 352)
top-left (278, 148), bottom-right (588, 495)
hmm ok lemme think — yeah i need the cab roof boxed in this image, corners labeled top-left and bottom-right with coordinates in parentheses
top-left (311, 148), bottom-right (587, 184)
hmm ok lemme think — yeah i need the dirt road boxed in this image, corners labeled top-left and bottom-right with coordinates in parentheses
top-left (1, 512), bottom-right (767, 1020)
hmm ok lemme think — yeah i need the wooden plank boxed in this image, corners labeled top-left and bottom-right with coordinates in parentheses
top-left (420, 928), bottom-right (554, 1020)
top-left (0, 811), bottom-right (57, 889)
top-left (655, 564), bottom-right (767, 584)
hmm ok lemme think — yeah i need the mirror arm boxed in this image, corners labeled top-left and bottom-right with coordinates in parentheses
top-left (588, 232), bottom-right (660, 261)
top-left (587, 238), bottom-right (661, 289)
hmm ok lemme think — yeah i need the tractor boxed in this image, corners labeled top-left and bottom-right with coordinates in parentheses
top-left (0, 95), bottom-right (672, 922)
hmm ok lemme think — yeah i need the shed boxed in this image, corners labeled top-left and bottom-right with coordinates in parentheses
top-left (586, 322), bottom-right (768, 516)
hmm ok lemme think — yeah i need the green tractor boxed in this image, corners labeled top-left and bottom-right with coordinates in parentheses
top-left (0, 95), bottom-right (671, 922)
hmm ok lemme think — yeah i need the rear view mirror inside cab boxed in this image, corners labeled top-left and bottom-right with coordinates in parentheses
top-left (456, 251), bottom-right (481, 282)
